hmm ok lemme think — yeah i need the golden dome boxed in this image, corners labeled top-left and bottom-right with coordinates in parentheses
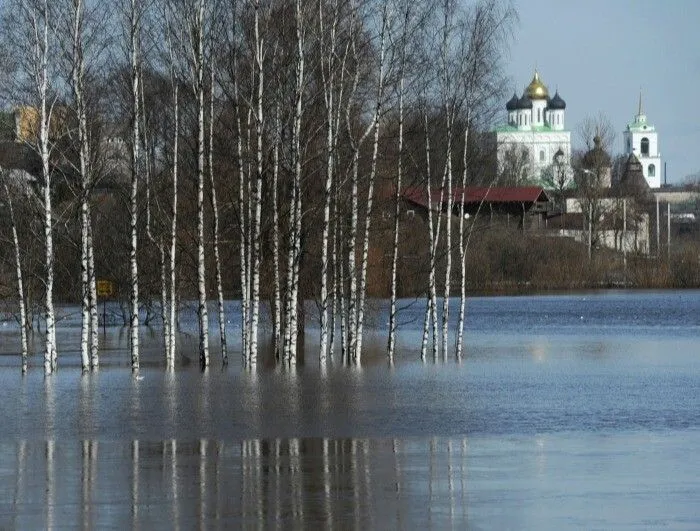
top-left (525, 71), bottom-right (549, 100)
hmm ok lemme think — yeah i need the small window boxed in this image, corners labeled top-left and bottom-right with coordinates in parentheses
top-left (537, 108), bottom-right (541, 122)
top-left (641, 137), bottom-right (649, 156)
top-left (539, 150), bottom-right (545, 162)
top-left (648, 164), bottom-right (655, 177)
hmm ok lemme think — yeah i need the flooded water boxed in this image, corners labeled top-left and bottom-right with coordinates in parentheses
top-left (1, 291), bottom-right (699, 529)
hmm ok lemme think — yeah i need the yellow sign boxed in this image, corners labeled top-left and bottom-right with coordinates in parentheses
top-left (97, 280), bottom-right (114, 297)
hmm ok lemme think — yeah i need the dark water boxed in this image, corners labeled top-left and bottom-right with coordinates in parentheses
top-left (1, 291), bottom-right (699, 529)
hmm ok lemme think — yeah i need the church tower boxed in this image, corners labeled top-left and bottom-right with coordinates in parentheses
top-left (623, 93), bottom-right (661, 188)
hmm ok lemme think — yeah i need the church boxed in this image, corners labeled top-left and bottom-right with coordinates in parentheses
top-left (493, 71), bottom-right (572, 188)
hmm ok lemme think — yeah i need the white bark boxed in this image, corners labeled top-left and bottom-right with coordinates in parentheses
top-left (25, 0), bottom-right (58, 374)
top-left (440, 0), bottom-right (454, 359)
top-left (128, 0), bottom-right (141, 371)
top-left (283, 0), bottom-right (305, 364)
top-left (195, 0), bottom-right (209, 367)
top-left (70, 0), bottom-right (94, 373)
top-left (80, 199), bottom-right (90, 371)
top-left (208, 62), bottom-right (227, 365)
top-left (87, 216), bottom-right (98, 368)
top-left (388, 4), bottom-right (411, 363)
top-left (354, 6), bottom-right (388, 363)
top-left (248, 0), bottom-right (264, 365)
top-left (271, 104), bottom-right (281, 358)
top-left (419, 111), bottom-right (447, 362)
top-left (169, 86), bottom-right (179, 362)
top-left (159, 241), bottom-right (170, 360)
top-left (317, 0), bottom-right (337, 362)
top-left (343, 8), bottom-right (374, 361)
top-left (318, 0), bottom-right (349, 362)
top-left (2, 175), bottom-right (29, 372)
top-left (232, 52), bottom-right (250, 361)
top-left (455, 127), bottom-right (468, 360)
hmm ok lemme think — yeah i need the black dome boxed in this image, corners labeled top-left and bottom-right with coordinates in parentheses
top-left (506, 93), bottom-right (519, 111)
top-left (516, 93), bottom-right (532, 109)
top-left (548, 90), bottom-right (566, 110)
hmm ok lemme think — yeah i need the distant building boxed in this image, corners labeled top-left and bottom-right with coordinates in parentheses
top-left (623, 94), bottom-right (661, 188)
top-left (492, 71), bottom-right (572, 187)
top-left (13, 105), bottom-right (69, 143)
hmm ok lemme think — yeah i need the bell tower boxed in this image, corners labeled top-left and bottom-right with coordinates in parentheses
top-left (623, 93), bottom-right (661, 188)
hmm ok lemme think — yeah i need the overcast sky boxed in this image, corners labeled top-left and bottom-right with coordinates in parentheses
top-left (505, 0), bottom-right (700, 183)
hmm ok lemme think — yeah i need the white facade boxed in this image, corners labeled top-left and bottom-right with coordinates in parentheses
top-left (494, 72), bottom-right (572, 188)
top-left (623, 96), bottom-right (661, 188)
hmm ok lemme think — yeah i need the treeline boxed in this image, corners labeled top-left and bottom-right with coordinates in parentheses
top-left (0, 0), bottom-right (516, 373)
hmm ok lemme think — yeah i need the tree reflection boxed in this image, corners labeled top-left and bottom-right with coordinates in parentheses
top-left (5, 437), bottom-right (470, 528)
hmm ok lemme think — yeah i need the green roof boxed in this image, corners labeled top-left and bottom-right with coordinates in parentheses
top-left (627, 122), bottom-right (655, 132)
top-left (492, 124), bottom-right (569, 133)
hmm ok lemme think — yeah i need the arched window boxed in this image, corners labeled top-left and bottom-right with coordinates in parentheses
top-left (641, 137), bottom-right (650, 156)
top-left (648, 164), bottom-right (656, 177)
top-left (539, 150), bottom-right (545, 162)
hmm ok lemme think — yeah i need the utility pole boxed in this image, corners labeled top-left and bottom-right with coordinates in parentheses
top-left (667, 202), bottom-right (671, 263)
top-left (656, 196), bottom-right (660, 257)
top-left (588, 202), bottom-right (592, 261)
top-left (623, 198), bottom-right (627, 275)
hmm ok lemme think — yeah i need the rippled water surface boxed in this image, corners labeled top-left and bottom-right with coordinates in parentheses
top-left (0, 291), bottom-right (699, 529)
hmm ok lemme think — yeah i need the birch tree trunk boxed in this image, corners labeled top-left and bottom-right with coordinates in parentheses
top-left (208, 62), bottom-right (227, 365)
top-left (419, 110), bottom-right (448, 362)
top-left (283, 0), bottom-right (305, 364)
top-left (455, 127), bottom-right (469, 360)
top-left (128, 0), bottom-right (141, 371)
top-left (168, 84), bottom-right (179, 363)
top-left (87, 217), bottom-right (98, 368)
top-left (419, 112), bottom-right (437, 361)
top-left (354, 5), bottom-right (388, 362)
top-left (317, 0), bottom-right (336, 363)
top-left (2, 176), bottom-right (29, 373)
top-left (248, 0), bottom-right (265, 365)
top-left (440, 0), bottom-right (455, 359)
top-left (318, 0), bottom-right (349, 362)
top-left (233, 69), bottom-right (250, 362)
top-left (69, 0), bottom-right (96, 373)
top-left (271, 104), bottom-right (281, 358)
top-left (388, 3), bottom-right (412, 363)
top-left (25, 0), bottom-right (59, 374)
top-left (343, 7), bottom-right (375, 361)
top-left (194, 0), bottom-right (210, 367)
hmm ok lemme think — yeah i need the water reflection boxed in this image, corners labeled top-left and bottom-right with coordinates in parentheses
top-left (1, 437), bottom-right (471, 529)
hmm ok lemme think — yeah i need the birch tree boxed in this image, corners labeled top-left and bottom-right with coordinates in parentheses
top-left (126, 0), bottom-right (142, 371)
top-left (387, 0), bottom-right (415, 362)
top-left (64, 0), bottom-right (100, 372)
top-left (454, 1), bottom-right (514, 359)
top-left (1, 169), bottom-right (30, 373)
top-left (282, 0), bottom-right (306, 364)
top-left (317, 0), bottom-right (341, 362)
top-left (12, 0), bottom-right (61, 374)
top-left (247, 0), bottom-right (265, 365)
top-left (208, 60), bottom-right (227, 365)
top-left (439, 0), bottom-right (456, 359)
top-left (353, 3), bottom-right (388, 362)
